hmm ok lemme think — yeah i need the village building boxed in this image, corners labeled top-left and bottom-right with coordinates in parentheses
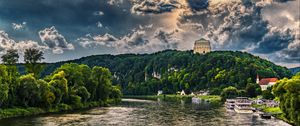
top-left (180, 90), bottom-right (186, 95)
top-left (157, 90), bottom-right (163, 96)
top-left (193, 38), bottom-right (211, 54)
top-left (256, 75), bottom-right (278, 91)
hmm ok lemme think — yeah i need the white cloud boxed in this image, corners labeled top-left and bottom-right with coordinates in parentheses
top-left (0, 30), bottom-right (46, 55)
top-left (130, 0), bottom-right (180, 15)
top-left (93, 11), bottom-right (104, 16)
top-left (78, 25), bottom-right (181, 53)
top-left (107, 0), bottom-right (123, 5)
top-left (96, 21), bottom-right (103, 28)
top-left (0, 31), bottom-right (15, 53)
top-left (39, 26), bottom-right (74, 54)
top-left (12, 22), bottom-right (26, 30)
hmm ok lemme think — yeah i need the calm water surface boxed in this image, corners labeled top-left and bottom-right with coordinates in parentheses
top-left (0, 98), bottom-right (290, 126)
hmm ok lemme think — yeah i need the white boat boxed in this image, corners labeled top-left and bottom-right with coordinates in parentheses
top-left (234, 97), bottom-right (253, 113)
top-left (225, 99), bottom-right (235, 109)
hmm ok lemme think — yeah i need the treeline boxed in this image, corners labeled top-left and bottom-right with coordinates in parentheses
top-left (24, 50), bottom-right (292, 95)
top-left (273, 72), bottom-right (300, 125)
top-left (0, 49), bottom-right (121, 110)
top-left (14, 50), bottom-right (292, 95)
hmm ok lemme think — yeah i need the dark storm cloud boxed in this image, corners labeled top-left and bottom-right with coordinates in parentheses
top-left (187, 0), bottom-right (209, 11)
top-left (0, 0), bottom-right (148, 39)
top-left (253, 28), bottom-right (294, 54)
top-left (130, 0), bottom-right (180, 14)
top-left (0, 0), bottom-right (298, 67)
top-left (154, 29), bottom-right (178, 49)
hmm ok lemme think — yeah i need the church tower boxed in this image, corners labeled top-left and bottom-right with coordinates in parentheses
top-left (193, 38), bottom-right (211, 54)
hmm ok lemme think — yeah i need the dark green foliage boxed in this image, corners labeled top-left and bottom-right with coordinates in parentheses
top-left (220, 86), bottom-right (238, 101)
top-left (1, 49), bottom-right (19, 65)
top-left (0, 50), bottom-right (122, 119)
top-left (17, 74), bottom-right (40, 107)
top-left (262, 86), bottom-right (274, 100)
top-left (73, 86), bottom-right (91, 103)
top-left (245, 83), bottom-right (261, 98)
top-left (273, 72), bottom-right (300, 125)
top-left (209, 88), bottom-right (222, 95)
top-left (20, 50), bottom-right (291, 95)
top-left (238, 90), bottom-right (247, 97)
top-left (91, 66), bottom-right (113, 101)
top-left (0, 62), bottom-right (121, 110)
top-left (48, 71), bottom-right (68, 104)
top-left (0, 65), bottom-right (9, 107)
top-left (24, 48), bottom-right (45, 78)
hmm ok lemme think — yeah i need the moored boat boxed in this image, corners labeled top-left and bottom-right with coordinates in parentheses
top-left (234, 97), bottom-right (253, 113)
top-left (260, 113), bottom-right (272, 119)
top-left (225, 99), bottom-right (235, 109)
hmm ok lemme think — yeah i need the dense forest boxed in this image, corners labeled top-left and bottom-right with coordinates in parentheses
top-left (0, 49), bottom-right (121, 111)
top-left (273, 72), bottom-right (300, 125)
top-left (17, 50), bottom-right (292, 95)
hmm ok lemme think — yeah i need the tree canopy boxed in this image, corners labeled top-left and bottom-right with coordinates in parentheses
top-left (33, 50), bottom-right (290, 95)
top-left (273, 72), bottom-right (300, 125)
top-left (0, 50), bottom-right (122, 110)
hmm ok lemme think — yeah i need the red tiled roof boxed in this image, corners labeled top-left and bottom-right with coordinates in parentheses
top-left (259, 78), bottom-right (278, 85)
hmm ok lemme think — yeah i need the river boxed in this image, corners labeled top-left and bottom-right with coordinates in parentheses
top-left (0, 98), bottom-right (290, 126)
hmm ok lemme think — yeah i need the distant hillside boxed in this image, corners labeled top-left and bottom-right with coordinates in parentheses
top-left (290, 67), bottom-right (300, 75)
top-left (17, 50), bottom-right (292, 95)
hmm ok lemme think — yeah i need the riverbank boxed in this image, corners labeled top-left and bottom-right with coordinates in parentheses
top-left (123, 95), bottom-right (222, 104)
top-left (123, 95), bottom-right (193, 102)
top-left (0, 99), bottom-right (121, 120)
top-left (252, 104), bottom-right (293, 125)
top-left (198, 95), bottom-right (221, 103)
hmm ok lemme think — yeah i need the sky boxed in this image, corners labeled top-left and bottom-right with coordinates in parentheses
top-left (0, 0), bottom-right (299, 68)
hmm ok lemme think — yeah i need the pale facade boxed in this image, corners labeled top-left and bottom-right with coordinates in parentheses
top-left (193, 38), bottom-right (211, 54)
top-left (257, 75), bottom-right (278, 91)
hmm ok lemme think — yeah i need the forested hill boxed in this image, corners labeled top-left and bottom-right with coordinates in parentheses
top-left (18, 50), bottom-right (292, 95)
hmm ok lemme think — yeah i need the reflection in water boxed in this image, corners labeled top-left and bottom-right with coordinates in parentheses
top-left (0, 98), bottom-right (290, 126)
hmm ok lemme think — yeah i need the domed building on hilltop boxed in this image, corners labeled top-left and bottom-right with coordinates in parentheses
top-left (193, 38), bottom-right (211, 54)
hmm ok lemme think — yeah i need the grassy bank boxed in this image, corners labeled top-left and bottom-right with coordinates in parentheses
top-left (252, 105), bottom-right (292, 125)
top-left (198, 95), bottom-right (221, 103)
top-left (0, 99), bottom-right (121, 120)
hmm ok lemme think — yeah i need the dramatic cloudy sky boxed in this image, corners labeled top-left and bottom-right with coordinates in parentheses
top-left (0, 0), bottom-right (299, 68)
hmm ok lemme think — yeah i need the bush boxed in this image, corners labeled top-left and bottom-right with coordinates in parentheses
top-left (221, 86), bottom-right (238, 101)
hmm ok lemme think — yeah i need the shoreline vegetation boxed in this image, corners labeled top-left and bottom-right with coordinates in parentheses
top-left (123, 94), bottom-right (192, 101)
top-left (0, 49), bottom-right (298, 125)
top-left (0, 49), bottom-right (122, 120)
top-left (123, 95), bottom-right (221, 104)
top-left (252, 104), bottom-right (292, 125)
top-left (0, 99), bottom-right (120, 119)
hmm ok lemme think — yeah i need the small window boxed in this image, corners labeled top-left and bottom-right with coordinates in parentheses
top-left (203, 51), bottom-right (205, 53)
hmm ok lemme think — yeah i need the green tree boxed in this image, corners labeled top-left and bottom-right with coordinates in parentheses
top-left (91, 66), bottom-right (112, 101)
top-left (262, 86), bottom-right (274, 100)
top-left (24, 48), bottom-right (45, 78)
top-left (0, 65), bottom-right (9, 107)
top-left (221, 86), bottom-right (238, 101)
top-left (109, 85), bottom-right (122, 100)
top-left (1, 49), bottom-right (20, 106)
top-left (74, 86), bottom-right (90, 103)
top-left (48, 71), bottom-right (68, 104)
top-left (1, 49), bottom-right (19, 65)
top-left (17, 74), bottom-right (40, 107)
top-left (246, 83), bottom-right (261, 98)
top-left (37, 79), bottom-right (56, 107)
top-left (273, 72), bottom-right (300, 125)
